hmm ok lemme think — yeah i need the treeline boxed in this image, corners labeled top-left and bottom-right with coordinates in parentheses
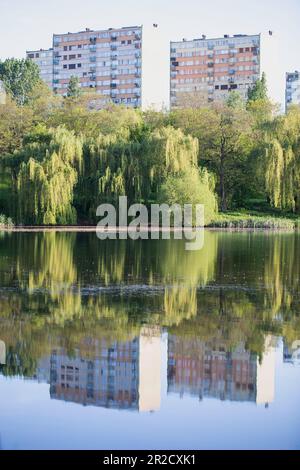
top-left (0, 58), bottom-right (300, 225)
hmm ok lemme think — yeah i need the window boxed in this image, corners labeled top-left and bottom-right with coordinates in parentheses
top-left (63, 55), bottom-right (67, 60)
top-left (63, 65), bottom-right (67, 69)
top-left (28, 53), bottom-right (34, 59)
top-left (69, 54), bottom-right (76, 60)
top-left (64, 46), bottom-right (68, 51)
top-left (78, 54), bottom-right (81, 58)
top-left (35, 53), bottom-right (39, 58)
top-left (77, 63), bottom-right (82, 68)
top-left (78, 44), bottom-right (82, 49)
top-left (69, 64), bottom-right (76, 69)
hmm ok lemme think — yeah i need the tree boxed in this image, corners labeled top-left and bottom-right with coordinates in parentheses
top-left (226, 91), bottom-right (245, 110)
top-left (158, 167), bottom-right (217, 225)
top-left (247, 72), bottom-right (268, 103)
top-left (0, 58), bottom-right (41, 105)
top-left (67, 76), bottom-right (81, 99)
top-left (15, 127), bottom-right (82, 224)
top-left (264, 106), bottom-right (300, 213)
top-left (170, 104), bottom-right (254, 211)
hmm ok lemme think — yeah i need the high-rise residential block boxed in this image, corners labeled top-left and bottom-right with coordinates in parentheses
top-left (26, 48), bottom-right (54, 89)
top-left (285, 71), bottom-right (300, 111)
top-left (27, 25), bottom-right (142, 108)
top-left (170, 34), bottom-right (261, 107)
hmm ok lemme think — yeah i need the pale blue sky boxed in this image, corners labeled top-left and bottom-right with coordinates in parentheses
top-left (0, 0), bottom-right (299, 107)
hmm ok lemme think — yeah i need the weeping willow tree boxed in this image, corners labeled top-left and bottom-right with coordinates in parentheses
top-left (265, 107), bottom-right (300, 213)
top-left (77, 126), bottom-right (215, 222)
top-left (16, 127), bottom-right (82, 224)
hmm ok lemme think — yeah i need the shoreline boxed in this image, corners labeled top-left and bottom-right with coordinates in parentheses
top-left (0, 225), bottom-right (298, 233)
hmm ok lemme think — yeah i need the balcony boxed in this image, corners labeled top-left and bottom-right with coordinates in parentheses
top-left (89, 56), bottom-right (96, 63)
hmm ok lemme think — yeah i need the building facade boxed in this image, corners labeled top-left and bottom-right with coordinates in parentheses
top-left (26, 48), bottom-right (54, 88)
top-left (27, 25), bottom-right (142, 107)
top-left (170, 34), bottom-right (260, 107)
top-left (285, 71), bottom-right (300, 111)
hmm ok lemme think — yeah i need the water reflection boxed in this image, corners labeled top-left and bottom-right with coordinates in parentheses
top-left (48, 326), bottom-right (162, 412)
top-left (168, 335), bottom-right (275, 406)
top-left (0, 327), bottom-right (280, 411)
top-left (0, 232), bottom-right (300, 448)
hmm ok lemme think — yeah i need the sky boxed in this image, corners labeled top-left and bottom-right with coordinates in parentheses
top-left (0, 0), bottom-right (299, 108)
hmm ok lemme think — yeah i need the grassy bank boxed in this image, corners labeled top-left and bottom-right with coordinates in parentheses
top-left (208, 211), bottom-right (300, 230)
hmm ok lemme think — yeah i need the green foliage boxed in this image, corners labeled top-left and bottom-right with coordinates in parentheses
top-left (0, 58), bottom-right (41, 105)
top-left (0, 213), bottom-right (14, 227)
top-left (0, 74), bottom-right (300, 224)
top-left (16, 127), bottom-right (82, 225)
top-left (265, 107), bottom-right (300, 213)
top-left (76, 126), bottom-right (203, 222)
top-left (158, 168), bottom-right (217, 225)
top-left (170, 103), bottom-right (254, 211)
top-left (209, 211), bottom-right (297, 229)
top-left (67, 76), bottom-right (81, 98)
top-left (247, 72), bottom-right (268, 103)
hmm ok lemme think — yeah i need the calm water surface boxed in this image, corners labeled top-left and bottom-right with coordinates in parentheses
top-left (0, 231), bottom-right (299, 450)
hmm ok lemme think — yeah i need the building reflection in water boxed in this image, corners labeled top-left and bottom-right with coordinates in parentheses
top-left (33, 331), bottom-right (276, 411)
top-left (0, 340), bottom-right (5, 365)
top-left (48, 326), bottom-right (162, 412)
top-left (167, 335), bottom-right (275, 407)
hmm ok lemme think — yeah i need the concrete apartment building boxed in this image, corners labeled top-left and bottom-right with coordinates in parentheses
top-left (170, 33), bottom-right (261, 107)
top-left (26, 48), bottom-right (54, 88)
top-left (27, 25), bottom-right (142, 108)
top-left (285, 71), bottom-right (300, 111)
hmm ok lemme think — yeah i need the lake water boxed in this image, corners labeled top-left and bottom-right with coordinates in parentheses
top-left (0, 231), bottom-right (299, 450)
